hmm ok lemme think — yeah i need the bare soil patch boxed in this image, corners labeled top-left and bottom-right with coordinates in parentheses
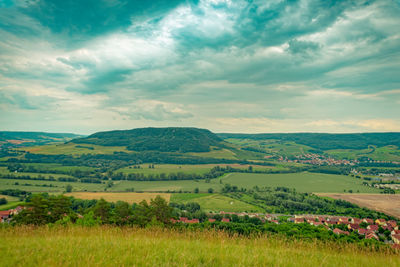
top-left (316, 193), bottom-right (400, 219)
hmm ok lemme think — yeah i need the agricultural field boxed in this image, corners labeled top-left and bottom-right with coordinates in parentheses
top-left (116, 163), bottom-right (277, 175)
top-left (17, 143), bottom-right (129, 155)
top-left (221, 172), bottom-right (381, 193)
top-left (317, 193), bottom-right (400, 219)
top-left (326, 145), bottom-right (400, 161)
top-left (171, 193), bottom-right (263, 212)
top-left (1, 227), bottom-right (399, 267)
top-left (110, 178), bottom-right (223, 193)
top-left (64, 192), bottom-right (171, 204)
top-left (0, 178), bottom-right (105, 193)
top-left (0, 194), bottom-right (23, 211)
top-left (0, 166), bottom-right (76, 180)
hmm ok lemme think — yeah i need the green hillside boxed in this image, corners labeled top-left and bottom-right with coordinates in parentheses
top-left (0, 131), bottom-right (83, 148)
top-left (72, 127), bottom-right (225, 153)
top-left (218, 132), bottom-right (400, 150)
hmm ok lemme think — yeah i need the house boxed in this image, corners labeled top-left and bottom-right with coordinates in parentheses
top-left (351, 218), bottom-right (362, 224)
top-left (179, 217), bottom-right (188, 223)
top-left (363, 218), bottom-right (374, 224)
top-left (333, 228), bottom-right (349, 235)
top-left (392, 244), bottom-right (400, 250)
top-left (311, 221), bottom-right (323, 226)
top-left (348, 224), bottom-right (360, 231)
top-left (221, 218), bottom-right (230, 223)
top-left (270, 220), bottom-right (279, 224)
top-left (392, 234), bottom-right (400, 244)
top-left (367, 225), bottom-right (379, 232)
top-left (375, 219), bottom-right (386, 226)
top-left (391, 229), bottom-right (400, 236)
top-left (0, 210), bottom-right (11, 223)
top-left (387, 220), bottom-right (398, 229)
top-left (208, 218), bottom-right (216, 223)
top-left (326, 217), bottom-right (339, 225)
top-left (365, 232), bottom-right (379, 240)
top-left (186, 219), bottom-right (199, 224)
top-left (339, 217), bottom-right (349, 223)
top-left (294, 218), bottom-right (305, 224)
top-left (358, 229), bottom-right (368, 235)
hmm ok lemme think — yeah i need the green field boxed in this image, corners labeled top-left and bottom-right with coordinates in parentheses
top-left (0, 178), bottom-right (105, 193)
top-left (0, 227), bottom-right (398, 266)
top-left (326, 145), bottom-right (400, 161)
top-left (171, 193), bottom-right (263, 212)
top-left (0, 167), bottom-right (76, 179)
top-left (116, 163), bottom-right (277, 175)
top-left (221, 172), bottom-right (381, 193)
top-left (18, 143), bottom-right (129, 155)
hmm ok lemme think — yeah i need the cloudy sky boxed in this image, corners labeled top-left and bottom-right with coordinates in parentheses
top-left (0, 0), bottom-right (399, 134)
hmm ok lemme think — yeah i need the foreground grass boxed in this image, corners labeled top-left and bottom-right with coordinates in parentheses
top-left (0, 226), bottom-right (399, 266)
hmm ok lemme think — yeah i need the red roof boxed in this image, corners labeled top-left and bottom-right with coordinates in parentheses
top-left (208, 218), bottom-right (216, 223)
top-left (333, 228), bottom-right (349, 235)
top-left (221, 218), bottom-right (230, 223)
top-left (0, 210), bottom-right (11, 217)
top-left (367, 225), bottom-right (379, 231)
top-left (358, 228), bottom-right (368, 235)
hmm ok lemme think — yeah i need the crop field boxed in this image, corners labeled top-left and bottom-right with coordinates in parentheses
top-left (0, 226), bottom-right (399, 267)
top-left (64, 192), bottom-right (171, 204)
top-left (18, 143), bottom-right (129, 155)
top-left (116, 163), bottom-right (276, 175)
top-left (326, 145), bottom-right (400, 161)
top-left (171, 193), bottom-right (263, 212)
top-left (110, 179), bottom-right (223, 193)
top-left (317, 193), bottom-right (400, 219)
top-left (0, 167), bottom-right (76, 179)
top-left (0, 178), bottom-right (105, 193)
top-left (188, 148), bottom-right (238, 159)
top-left (221, 172), bottom-right (381, 193)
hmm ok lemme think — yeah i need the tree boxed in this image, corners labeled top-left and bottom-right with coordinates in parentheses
top-left (93, 198), bottom-right (111, 223)
top-left (208, 188), bottom-right (214, 193)
top-left (113, 201), bottom-right (133, 225)
top-left (0, 198), bottom-right (7, 205)
top-left (150, 195), bottom-right (172, 225)
top-left (65, 184), bottom-right (73, 193)
top-left (194, 188), bottom-right (199, 193)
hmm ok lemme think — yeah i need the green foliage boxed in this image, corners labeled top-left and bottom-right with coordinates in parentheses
top-left (72, 127), bottom-right (224, 152)
top-left (0, 197), bottom-right (7, 205)
top-left (65, 184), bottom-right (72, 192)
top-left (219, 133), bottom-right (400, 150)
top-left (75, 211), bottom-right (101, 226)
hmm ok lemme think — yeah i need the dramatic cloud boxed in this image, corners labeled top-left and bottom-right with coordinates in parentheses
top-left (0, 0), bottom-right (399, 134)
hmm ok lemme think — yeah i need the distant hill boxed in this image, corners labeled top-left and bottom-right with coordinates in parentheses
top-left (0, 131), bottom-right (83, 148)
top-left (218, 132), bottom-right (400, 150)
top-left (71, 127), bottom-right (225, 153)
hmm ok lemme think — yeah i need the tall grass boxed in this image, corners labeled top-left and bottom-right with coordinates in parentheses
top-left (0, 226), bottom-right (399, 266)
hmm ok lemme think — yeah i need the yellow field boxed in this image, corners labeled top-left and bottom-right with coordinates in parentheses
top-left (0, 226), bottom-right (399, 266)
top-left (64, 192), bottom-right (171, 204)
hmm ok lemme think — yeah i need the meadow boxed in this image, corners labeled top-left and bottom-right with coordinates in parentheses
top-left (221, 172), bottom-right (381, 193)
top-left (170, 193), bottom-right (263, 212)
top-left (18, 143), bottom-right (129, 155)
top-left (64, 192), bottom-right (171, 204)
top-left (116, 163), bottom-right (277, 175)
top-left (0, 226), bottom-right (399, 267)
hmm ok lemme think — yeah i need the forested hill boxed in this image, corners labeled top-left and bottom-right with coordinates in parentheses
top-left (0, 131), bottom-right (83, 148)
top-left (218, 132), bottom-right (400, 150)
top-left (71, 127), bottom-right (225, 153)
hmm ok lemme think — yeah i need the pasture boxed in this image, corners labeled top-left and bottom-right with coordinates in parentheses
top-left (0, 178), bottom-right (105, 193)
top-left (116, 163), bottom-right (277, 175)
top-left (18, 143), bottom-right (129, 155)
top-left (1, 227), bottom-right (399, 267)
top-left (64, 192), bottom-right (171, 204)
top-left (171, 193), bottom-right (263, 212)
top-left (317, 193), bottom-right (400, 219)
top-left (221, 172), bottom-right (381, 193)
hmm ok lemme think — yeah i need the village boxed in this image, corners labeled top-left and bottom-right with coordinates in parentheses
top-left (173, 211), bottom-right (400, 248)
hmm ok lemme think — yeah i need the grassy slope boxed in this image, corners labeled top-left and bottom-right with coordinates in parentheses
top-left (18, 143), bottom-right (129, 155)
top-left (222, 172), bottom-right (381, 193)
top-left (171, 193), bottom-right (263, 212)
top-left (0, 227), bottom-right (398, 267)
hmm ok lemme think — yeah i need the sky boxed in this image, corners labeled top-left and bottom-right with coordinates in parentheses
top-left (0, 0), bottom-right (399, 134)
